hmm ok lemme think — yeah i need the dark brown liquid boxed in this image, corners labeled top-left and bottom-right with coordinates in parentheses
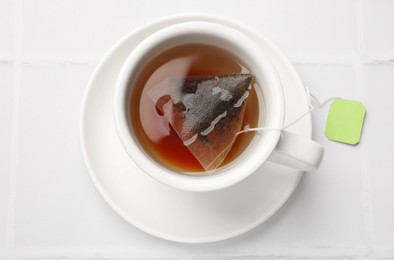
top-left (129, 44), bottom-right (259, 173)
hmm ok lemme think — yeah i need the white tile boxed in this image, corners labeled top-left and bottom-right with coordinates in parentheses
top-left (364, 0), bottom-right (394, 59)
top-left (0, 64), bottom-right (13, 247)
top-left (294, 64), bottom-right (358, 100)
top-left (19, 0), bottom-right (358, 63)
top-left (0, 0), bottom-right (14, 59)
top-left (20, 0), bottom-right (191, 60)
top-left (362, 64), bottom-right (394, 249)
top-left (14, 65), bottom-right (151, 248)
top-left (188, 0), bottom-right (358, 62)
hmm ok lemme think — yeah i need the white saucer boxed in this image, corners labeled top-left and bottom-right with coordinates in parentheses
top-left (80, 14), bottom-right (311, 243)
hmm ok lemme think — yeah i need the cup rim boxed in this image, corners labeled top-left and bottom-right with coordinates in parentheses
top-left (114, 21), bottom-right (285, 192)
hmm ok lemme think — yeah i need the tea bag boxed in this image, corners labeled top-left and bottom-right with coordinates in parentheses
top-left (148, 74), bottom-right (253, 172)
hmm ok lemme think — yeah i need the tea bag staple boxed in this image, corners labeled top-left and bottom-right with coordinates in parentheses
top-left (148, 74), bottom-right (253, 172)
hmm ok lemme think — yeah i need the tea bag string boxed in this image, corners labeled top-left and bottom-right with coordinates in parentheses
top-left (236, 86), bottom-right (339, 136)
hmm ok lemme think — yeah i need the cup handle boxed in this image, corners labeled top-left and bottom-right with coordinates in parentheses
top-left (268, 131), bottom-right (324, 171)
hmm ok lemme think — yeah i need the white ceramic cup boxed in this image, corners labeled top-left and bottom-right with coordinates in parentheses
top-left (114, 21), bottom-right (324, 192)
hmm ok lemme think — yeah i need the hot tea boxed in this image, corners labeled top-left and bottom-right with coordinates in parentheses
top-left (129, 43), bottom-right (259, 173)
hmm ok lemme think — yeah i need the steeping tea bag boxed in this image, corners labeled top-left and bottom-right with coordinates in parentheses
top-left (148, 74), bottom-right (253, 172)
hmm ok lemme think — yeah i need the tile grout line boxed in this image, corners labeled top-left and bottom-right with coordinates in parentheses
top-left (5, 0), bottom-right (23, 257)
top-left (355, 0), bottom-right (375, 257)
top-left (2, 246), bottom-right (377, 259)
top-left (0, 58), bottom-right (393, 67)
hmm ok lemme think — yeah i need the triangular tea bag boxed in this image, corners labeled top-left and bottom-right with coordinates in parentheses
top-left (148, 74), bottom-right (253, 172)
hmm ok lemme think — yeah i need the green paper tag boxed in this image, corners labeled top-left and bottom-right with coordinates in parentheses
top-left (325, 99), bottom-right (366, 145)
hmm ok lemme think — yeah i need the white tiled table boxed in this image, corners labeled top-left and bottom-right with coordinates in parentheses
top-left (1, 1), bottom-right (394, 259)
